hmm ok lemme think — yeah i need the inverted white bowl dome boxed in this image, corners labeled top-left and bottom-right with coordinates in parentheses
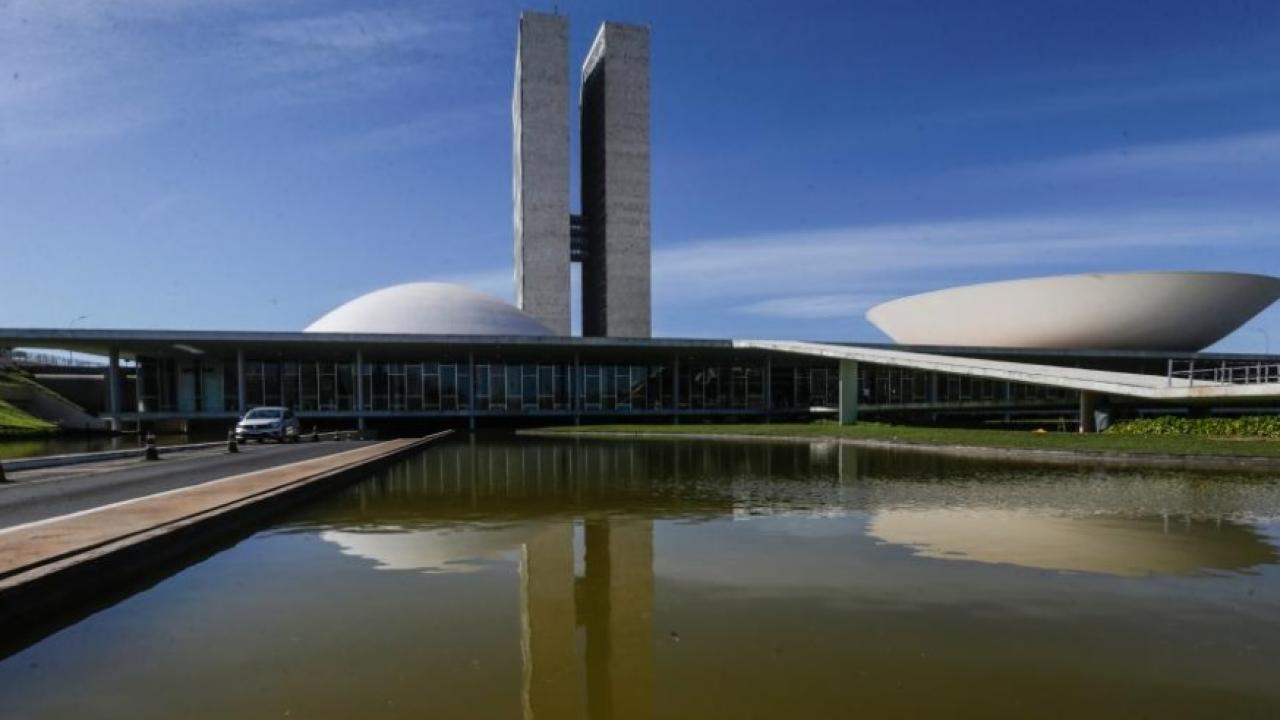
top-left (305, 282), bottom-right (552, 336)
top-left (866, 271), bottom-right (1280, 352)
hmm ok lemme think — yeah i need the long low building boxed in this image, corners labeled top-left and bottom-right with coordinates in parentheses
top-left (6, 276), bottom-right (1280, 434)
top-left (5, 325), bottom-right (1280, 435)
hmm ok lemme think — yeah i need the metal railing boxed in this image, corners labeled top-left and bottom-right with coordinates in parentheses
top-left (9, 350), bottom-right (108, 368)
top-left (1167, 359), bottom-right (1280, 387)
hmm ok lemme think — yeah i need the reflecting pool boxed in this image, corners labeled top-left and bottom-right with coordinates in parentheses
top-left (3, 436), bottom-right (1280, 718)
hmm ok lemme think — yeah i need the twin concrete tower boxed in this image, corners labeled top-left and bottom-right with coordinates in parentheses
top-left (513, 12), bottom-right (651, 338)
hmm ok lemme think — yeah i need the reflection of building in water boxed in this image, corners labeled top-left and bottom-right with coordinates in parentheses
top-left (521, 523), bottom-right (580, 718)
top-left (321, 472), bottom-right (654, 720)
top-left (322, 527), bottom-right (528, 573)
top-left (581, 518), bottom-right (653, 720)
top-left (324, 439), bottom-right (1280, 581)
top-left (867, 508), bottom-right (1279, 576)
top-left (522, 517), bottom-right (653, 720)
top-left (320, 435), bottom-right (1280, 717)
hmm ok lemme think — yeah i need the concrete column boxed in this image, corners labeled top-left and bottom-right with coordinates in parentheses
top-left (763, 354), bottom-right (773, 422)
top-left (107, 346), bottom-right (121, 432)
top-left (1078, 391), bottom-right (1098, 433)
top-left (672, 354), bottom-right (680, 425)
top-left (236, 349), bottom-right (246, 416)
top-left (355, 350), bottom-right (365, 431)
top-left (839, 359), bottom-right (859, 426)
top-left (468, 351), bottom-right (476, 431)
top-left (133, 357), bottom-right (145, 417)
top-left (571, 352), bottom-right (580, 419)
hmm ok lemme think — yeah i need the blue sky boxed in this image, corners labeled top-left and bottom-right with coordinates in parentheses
top-left (2, 0), bottom-right (1279, 350)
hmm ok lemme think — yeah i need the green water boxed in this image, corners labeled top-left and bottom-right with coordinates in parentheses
top-left (3, 436), bottom-right (1280, 718)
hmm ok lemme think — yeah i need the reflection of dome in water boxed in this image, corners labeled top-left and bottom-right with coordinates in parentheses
top-left (321, 526), bottom-right (539, 573)
top-left (867, 509), bottom-right (1279, 576)
top-left (304, 282), bottom-right (553, 336)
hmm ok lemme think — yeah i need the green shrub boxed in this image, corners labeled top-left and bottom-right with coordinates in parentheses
top-left (1106, 415), bottom-right (1280, 439)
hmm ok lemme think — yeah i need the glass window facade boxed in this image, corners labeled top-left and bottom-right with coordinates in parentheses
top-left (241, 361), bottom-right (356, 412)
top-left (133, 352), bottom-right (1085, 419)
top-left (134, 353), bottom-right (842, 416)
top-left (857, 364), bottom-right (1076, 406)
top-left (769, 365), bottom-right (839, 410)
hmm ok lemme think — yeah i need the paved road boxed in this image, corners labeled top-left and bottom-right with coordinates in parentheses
top-left (0, 442), bottom-right (377, 529)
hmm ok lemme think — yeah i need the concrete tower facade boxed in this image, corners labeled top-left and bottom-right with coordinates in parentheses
top-left (513, 12), bottom-right (571, 336)
top-left (579, 23), bottom-right (651, 338)
top-left (512, 13), bottom-right (651, 338)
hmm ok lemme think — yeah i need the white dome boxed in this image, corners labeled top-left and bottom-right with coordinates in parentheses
top-left (305, 282), bottom-right (553, 336)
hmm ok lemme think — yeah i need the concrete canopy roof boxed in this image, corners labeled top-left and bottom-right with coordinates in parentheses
top-left (0, 328), bottom-right (740, 361)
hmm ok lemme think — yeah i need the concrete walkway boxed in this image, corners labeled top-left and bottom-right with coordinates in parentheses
top-left (736, 339), bottom-right (1280, 400)
top-left (0, 434), bottom-right (446, 631)
top-left (0, 439), bottom-right (423, 579)
top-left (0, 441), bottom-right (377, 528)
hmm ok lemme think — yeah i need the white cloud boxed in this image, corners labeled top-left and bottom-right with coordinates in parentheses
top-left (445, 208), bottom-right (1280, 337)
top-left (0, 2), bottom-right (486, 149)
top-left (941, 72), bottom-right (1280, 126)
top-left (138, 192), bottom-right (194, 223)
top-left (1, 1), bottom-right (146, 147)
top-left (242, 10), bottom-right (459, 52)
top-left (330, 105), bottom-right (503, 155)
top-left (0, 100), bottom-right (155, 148)
top-left (231, 7), bottom-right (478, 83)
top-left (738, 294), bottom-right (886, 319)
top-left (652, 209), bottom-right (1280, 309)
top-left (1031, 129), bottom-right (1280, 179)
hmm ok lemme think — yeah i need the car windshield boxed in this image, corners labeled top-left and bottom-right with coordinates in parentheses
top-left (244, 409), bottom-right (282, 420)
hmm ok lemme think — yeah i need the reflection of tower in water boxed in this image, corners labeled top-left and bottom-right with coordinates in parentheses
top-left (323, 438), bottom-right (1280, 719)
top-left (324, 439), bottom-right (670, 718)
top-left (521, 523), bottom-right (579, 718)
top-left (521, 517), bottom-right (653, 720)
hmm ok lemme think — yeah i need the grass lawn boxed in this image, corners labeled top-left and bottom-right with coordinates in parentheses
top-left (525, 421), bottom-right (1280, 459)
top-left (0, 368), bottom-right (60, 436)
top-left (0, 398), bottom-right (57, 436)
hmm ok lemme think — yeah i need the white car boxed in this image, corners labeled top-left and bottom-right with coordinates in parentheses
top-left (235, 406), bottom-right (301, 443)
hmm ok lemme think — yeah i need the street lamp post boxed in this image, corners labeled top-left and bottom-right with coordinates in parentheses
top-left (67, 315), bottom-right (87, 366)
